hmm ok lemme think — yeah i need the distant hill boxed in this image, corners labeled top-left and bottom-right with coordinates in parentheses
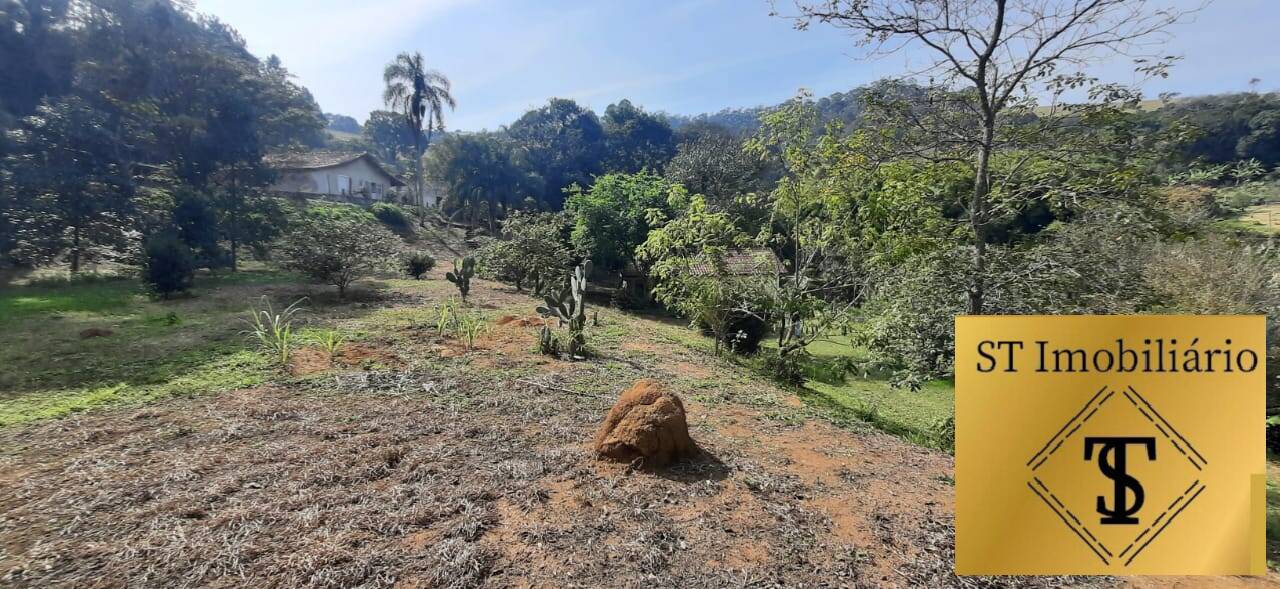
top-left (663, 84), bottom-right (913, 137)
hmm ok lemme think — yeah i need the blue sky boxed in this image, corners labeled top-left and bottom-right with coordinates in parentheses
top-left (196, 0), bottom-right (1280, 132)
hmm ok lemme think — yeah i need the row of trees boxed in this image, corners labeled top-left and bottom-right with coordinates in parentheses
top-left (0, 0), bottom-right (326, 277)
top-left (464, 1), bottom-right (1278, 403)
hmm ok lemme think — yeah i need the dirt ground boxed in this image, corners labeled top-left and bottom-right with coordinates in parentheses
top-left (0, 274), bottom-right (1274, 588)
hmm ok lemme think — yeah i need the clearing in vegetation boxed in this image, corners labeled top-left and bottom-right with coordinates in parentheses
top-left (1, 257), bottom-right (1273, 587)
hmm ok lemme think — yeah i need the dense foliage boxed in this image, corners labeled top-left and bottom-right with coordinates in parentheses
top-left (0, 0), bottom-right (324, 275)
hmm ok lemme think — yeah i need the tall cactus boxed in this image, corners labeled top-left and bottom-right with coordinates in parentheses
top-left (536, 261), bottom-right (591, 358)
top-left (446, 256), bottom-right (476, 301)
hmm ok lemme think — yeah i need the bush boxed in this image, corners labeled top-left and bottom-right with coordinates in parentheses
top-left (761, 351), bottom-right (808, 385)
top-left (279, 215), bottom-right (400, 299)
top-left (142, 233), bottom-right (195, 299)
top-left (473, 212), bottom-right (572, 293)
top-left (371, 202), bottom-right (413, 233)
top-left (856, 250), bottom-right (967, 388)
top-left (404, 251), bottom-right (435, 279)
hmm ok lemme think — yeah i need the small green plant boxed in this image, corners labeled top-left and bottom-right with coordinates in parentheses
top-left (404, 251), bottom-right (435, 280)
top-left (446, 257), bottom-right (476, 301)
top-left (245, 297), bottom-right (307, 365)
top-left (536, 261), bottom-right (591, 359)
top-left (457, 312), bottom-right (486, 350)
top-left (310, 329), bottom-right (344, 360)
top-left (434, 297), bottom-right (461, 336)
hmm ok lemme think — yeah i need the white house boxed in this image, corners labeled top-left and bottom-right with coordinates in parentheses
top-left (265, 151), bottom-right (406, 203)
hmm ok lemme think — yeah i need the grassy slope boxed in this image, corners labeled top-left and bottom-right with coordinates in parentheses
top-left (0, 269), bottom-right (294, 426)
top-left (3, 259), bottom-right (1276, 569)
top-left (757, 333), bottom-right (956, 449)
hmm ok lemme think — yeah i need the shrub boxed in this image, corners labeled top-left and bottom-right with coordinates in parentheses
top-left (761, 351), bottom-right (807, 385)
top-left (474, 212), bottom-right (572, 293)
top-left (1142, 237), bottom-right (1280, 407)
top-left (404, 251), bottom-right (435, 279)
top-left (855, 249), bottom-right (967, 388)
top-left (278, 214), bottom-right (400, 299)
top-left (371, 202), bottom-right (413, 233)
top-left (142, 233), bottom-right (195, 299)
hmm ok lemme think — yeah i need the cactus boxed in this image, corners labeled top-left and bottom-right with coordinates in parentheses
top-left (445, 256), bottom-right (476, 301)
top-left (536, 324), bottom-right (558, 356)
top-left (535, 260), bottom-right (591, 358)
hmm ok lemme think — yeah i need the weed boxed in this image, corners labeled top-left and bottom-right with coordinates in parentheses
top-left (310, 329), bottom-right (344, 360)
top-left (457, 312), bottom-right (486, 350)
top-left (245, 296), bottom-right (307, 365)
top-left (435, 297), bottom-right (461, 336)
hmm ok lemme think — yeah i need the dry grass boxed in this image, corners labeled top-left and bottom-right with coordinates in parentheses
top-left (0, 360), bottom-right (1111, 588)
top-left (0, 264), bottom-right (1138, 587)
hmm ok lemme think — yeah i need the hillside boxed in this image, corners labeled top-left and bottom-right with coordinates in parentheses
top-left (0, 241), bottom-right (1274, 586)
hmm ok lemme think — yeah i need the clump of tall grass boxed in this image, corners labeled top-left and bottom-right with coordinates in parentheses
top-left (457, 312), bottom-right (486, 350)
top-left (435, 297), bottom-right (461, 336)
top-left (245, 297), bottom-right (307, 365)
top-left (309, 329), bottom-right (344, 360)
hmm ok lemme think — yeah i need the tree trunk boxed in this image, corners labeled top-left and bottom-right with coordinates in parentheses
top-left (70, 224), bottom-right (81, 274)
top-left (968, 121), bottom-right (995, 316)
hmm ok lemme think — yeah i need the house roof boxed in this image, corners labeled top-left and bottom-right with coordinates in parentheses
top-left (263, 151), bottom-right (405, 186)
top-left (688, 248), bottom-right (782, 277)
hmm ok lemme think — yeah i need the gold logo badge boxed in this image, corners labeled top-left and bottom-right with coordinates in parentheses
top-left (955, 316), bottom-right (1266, 575)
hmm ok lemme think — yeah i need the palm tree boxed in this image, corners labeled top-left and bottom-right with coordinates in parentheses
top-left (382, 52), bottom-right (455, 209)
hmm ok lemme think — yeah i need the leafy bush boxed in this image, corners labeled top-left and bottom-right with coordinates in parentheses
top-left (278, 214), bottom-right (400, 299)
top-left (404, 251), bottom-right (435, 279)
top-left (761, 351), bottom-right (808, 385)
top-left (142, 233), bottom-right (195, 299)
top-left (473, 211), bottom-right (572, 293)
top-left (855, 249), bottom-right (967, 388)
top-left (371, 202), bottom-right (413, 233)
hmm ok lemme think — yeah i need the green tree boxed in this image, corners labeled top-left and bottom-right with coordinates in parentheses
top-left (602, 99), bottom-right (676, 174)
top-left (508, 98), bottom-right (606, 208)
top-left (279, 213), bottom-right (400, 299)
top-left (6, 96), bottom-right (134, 272)
top-left (637, 193), bottom-right (762, 355)
top-left (424, 132), bottom-right (542, 230)
top-left (474, 211), bottom-right (572, 293)
top-left (565, 171), bottom-right (674, 275)
top-left (788, 0), bottom-right (1190, 314)
top-left (383, 52), bottom-right (455, 208)
top-left (664, 133), bottom-right (768, 218)
top-left (363, 109), bottom-right (417, 170)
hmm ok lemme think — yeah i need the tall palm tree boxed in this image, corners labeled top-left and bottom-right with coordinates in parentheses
top-left (382, 52), bottom-right (455, 209)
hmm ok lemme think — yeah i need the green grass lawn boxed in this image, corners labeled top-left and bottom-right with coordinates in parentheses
top-left (0, 268), bottom-right (303, 427)
top-left (766, 334), bottom-right (956, 450)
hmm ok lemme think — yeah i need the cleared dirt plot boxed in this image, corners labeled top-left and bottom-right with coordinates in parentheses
top-left (0, 270), bottom-right (1136, 588)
